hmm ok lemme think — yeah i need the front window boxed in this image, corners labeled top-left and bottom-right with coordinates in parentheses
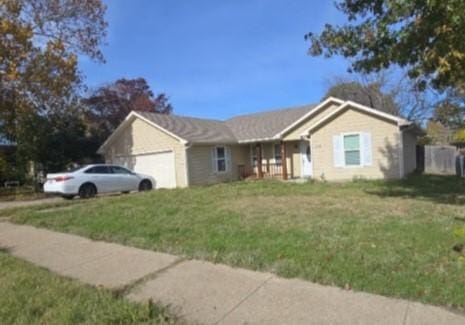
top-left (343, 134), bottom-right (361, 166)
top-left (215, 146), bottom-right (226, 172)
top-left (274, 143), bottom-right (282, 164)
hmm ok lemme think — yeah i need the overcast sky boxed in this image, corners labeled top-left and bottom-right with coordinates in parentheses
top-left (80, 1), bottom-right (349, 119)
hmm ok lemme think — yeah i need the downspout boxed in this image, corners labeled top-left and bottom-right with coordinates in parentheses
top-left (184, 142), bottom-right (192, 187)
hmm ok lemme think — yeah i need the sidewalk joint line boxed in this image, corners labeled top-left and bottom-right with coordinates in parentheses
top-left (402, 301), bottom-right (410, 325)
top-left (116, 257), bottom-right (187, 298)
top-left (214, 274), bottom-right (275, 325)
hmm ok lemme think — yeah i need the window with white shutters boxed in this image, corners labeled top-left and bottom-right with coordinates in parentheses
top-left (343, 134), bottom-right (361, 166)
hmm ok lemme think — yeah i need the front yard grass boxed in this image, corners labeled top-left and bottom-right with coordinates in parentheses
top-left (5, 174), bottom-right (465, 310)
top-left (0, 251), bottom-right (173, 324)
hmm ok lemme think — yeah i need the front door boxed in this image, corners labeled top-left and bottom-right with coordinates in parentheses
top-left (300, 140), bottom-right (312, 177)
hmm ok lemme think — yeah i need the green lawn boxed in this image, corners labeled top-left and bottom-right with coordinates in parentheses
top-left (0, 252), bottom-right (173, 324)
top-left (5, 174), bottom-right (465, 310)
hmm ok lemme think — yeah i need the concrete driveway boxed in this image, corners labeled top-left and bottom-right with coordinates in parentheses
top-left (0, 191), bottom-right (132, 211)
top-left (0, 197), bottom-right (64, 211)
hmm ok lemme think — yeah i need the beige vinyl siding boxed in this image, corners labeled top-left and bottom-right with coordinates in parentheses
top-left (311, 108), bottom-right (401, 180)
top-left (187, 145), bottom-right (249, 186)
top-left (102, 117), bottom-right (188, 187)
top-left (403, 130), bottom-right (417, 175)
top-left (283, 103), bottom-right (341, 141)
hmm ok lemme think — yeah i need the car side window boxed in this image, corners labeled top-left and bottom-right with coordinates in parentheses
top-left (111, 166), bottom-right (132, 175)
top-left (85, 166), bottom-right (111, 174)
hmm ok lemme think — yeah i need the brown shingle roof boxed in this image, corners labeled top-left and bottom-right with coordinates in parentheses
top-left (136, 111), bottom-right (237, 144)
top-left (137, 104), bottom-right (316, 144)
top-left (225, 105), bottom-right (315, 142)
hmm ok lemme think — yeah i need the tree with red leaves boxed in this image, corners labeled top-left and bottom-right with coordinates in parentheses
top-left (84, 77), bottom-right (172, 150)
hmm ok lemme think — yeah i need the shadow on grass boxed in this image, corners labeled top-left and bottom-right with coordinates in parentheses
top-left (0, 246), bottom-right (11, 254)
top-left (365, 173), bottom-right (465, 205)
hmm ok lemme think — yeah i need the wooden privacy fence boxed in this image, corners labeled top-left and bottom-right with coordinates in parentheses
top-left (424, 145), bottom-right (457, 175)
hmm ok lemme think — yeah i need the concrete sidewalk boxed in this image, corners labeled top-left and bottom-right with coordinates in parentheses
top-left (0, 197), bottom-right (63, 211)
top-left (1, 222), bottom-right (464, 325)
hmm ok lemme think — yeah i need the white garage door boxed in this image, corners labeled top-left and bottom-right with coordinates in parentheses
top-left (114, 151), bottom-right (177, 189)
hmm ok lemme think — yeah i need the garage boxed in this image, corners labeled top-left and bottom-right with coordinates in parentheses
top-left (114, 151), bottom-right (177, 189)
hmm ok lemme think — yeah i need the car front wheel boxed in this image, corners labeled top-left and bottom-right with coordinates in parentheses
top-left (79, 183), bottom-right (97, 199)
top-left (139, 180), bottom-right (153, 192)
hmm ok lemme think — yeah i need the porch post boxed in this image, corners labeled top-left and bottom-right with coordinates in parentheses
top-left (256, 143), bottom-right (263, 179)
top-left (281, 141), bottom-right (288, 180)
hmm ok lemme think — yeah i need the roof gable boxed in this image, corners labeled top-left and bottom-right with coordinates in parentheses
top-left (278, 97), bottom-right (344, 138)
top-left (97, 111), bottom-right (189, 154)
top-left (301, 101), bottom-right (408, 135)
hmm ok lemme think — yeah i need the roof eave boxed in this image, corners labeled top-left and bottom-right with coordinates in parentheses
top-left (400, 122), bottom-right (425, 135)
top-left (188, 140), bottom-right (239, 145)
top-left (237, 136), bottom-right (281, 144)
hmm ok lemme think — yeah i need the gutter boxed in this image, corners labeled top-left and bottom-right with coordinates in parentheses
top-left (237, 136), bottom-right (281, 144)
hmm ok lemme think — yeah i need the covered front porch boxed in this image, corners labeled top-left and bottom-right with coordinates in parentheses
top-left (237, 140), bottom-right (312, 180)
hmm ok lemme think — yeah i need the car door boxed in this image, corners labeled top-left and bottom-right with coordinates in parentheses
top-left (110, 166), bottom-right (139, 191)
top-left (84, 166), bottom-right (113, 193)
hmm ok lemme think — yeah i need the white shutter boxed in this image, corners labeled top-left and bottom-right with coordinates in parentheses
top-left (225, 147), bottom-right (232, 172)
top-left (361, 132), bottom-right (372, 166)
top-left (211, 147), bottom-right (218, 173)
top-left (333, 135), bottom-right (344, 167)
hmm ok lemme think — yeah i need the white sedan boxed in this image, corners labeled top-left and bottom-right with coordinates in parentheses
top-left (44, 164), bottom-right (155, 199)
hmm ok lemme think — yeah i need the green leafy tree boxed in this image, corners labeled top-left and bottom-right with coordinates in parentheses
top-left (15, 98), bottom-right (97, 174)
top-left (307, 0), bottom-right (465, 91)
top-left (423, 121), bottom-right (453, 145)
top-left (433, 102), bottom-right (465, 129)
top-left (0, 0), bottom-right (107, 178)
top-left (432, 89), bottom-right (465, 128)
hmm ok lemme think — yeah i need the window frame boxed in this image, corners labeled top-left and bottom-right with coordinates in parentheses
top-left (342, 132), bottom-right (362, 168)
top-left (214, 146), bottom-right (227, 173)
